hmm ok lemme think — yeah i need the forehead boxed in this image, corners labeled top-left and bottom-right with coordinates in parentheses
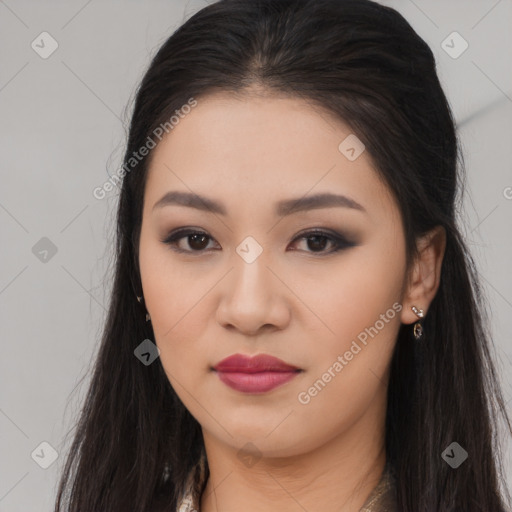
top-left (144, 90), bottom-right (396, 224)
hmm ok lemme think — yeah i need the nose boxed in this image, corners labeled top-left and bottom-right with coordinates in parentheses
top-left (215, 253), bottom-right (291, 336)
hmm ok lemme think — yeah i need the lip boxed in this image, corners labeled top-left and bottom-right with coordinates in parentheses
top-left (214, 353), bottom-right (300, 373)
top-left (213, 353), bottom-right (302, 393)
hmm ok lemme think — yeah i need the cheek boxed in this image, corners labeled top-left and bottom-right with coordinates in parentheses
top-left (301, 241), bottom-right (405, 347)
top-left (148, 296), bottom-right (210, 396)
top-left (292, 272), bottom-right (402, 450)
top-left (139, 236), bottom-right (215, 390)
top-left (139, 227), bottom-right (195, 328)
top-left (140, 242), bottom-right (178, 324)
top-left (139, 235), bottom-right (182, 348)
top-left (299, 240), bottom-right (405, 408)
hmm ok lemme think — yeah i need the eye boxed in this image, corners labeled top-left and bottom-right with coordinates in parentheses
top-left (289, 229), bottom-right (356, 254)
top-left (161, 229), bottom-right (218, 254)
top-left (161, 228), bottom-right (356, 255)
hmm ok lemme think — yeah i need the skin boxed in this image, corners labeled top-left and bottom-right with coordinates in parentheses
top-left (138, 88), bottom-right (446, 512)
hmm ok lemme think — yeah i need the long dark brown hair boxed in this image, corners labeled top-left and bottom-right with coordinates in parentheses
top-left (54, 1), bottom-right (512, 510)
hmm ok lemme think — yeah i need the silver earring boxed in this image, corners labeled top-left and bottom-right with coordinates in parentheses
top-left (411, 306), bottom-right (424, 340)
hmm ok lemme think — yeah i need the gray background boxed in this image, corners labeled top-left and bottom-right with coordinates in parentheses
top-left (0, 0), bottom-right (511, 510)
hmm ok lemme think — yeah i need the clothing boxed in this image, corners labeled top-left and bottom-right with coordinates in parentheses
top-left (176, 451), bottom-right (397, 512)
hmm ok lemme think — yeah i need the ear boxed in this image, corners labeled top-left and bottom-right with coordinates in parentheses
top-left (401, 225), bottom-right (446, 325)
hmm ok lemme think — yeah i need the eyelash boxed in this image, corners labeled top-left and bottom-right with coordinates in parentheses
top-left (161, 228), bottom-right (356, 256)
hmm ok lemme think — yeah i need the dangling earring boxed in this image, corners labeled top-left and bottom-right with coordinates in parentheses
top-left (136, 295), bottom-right (151, 322)
top-left (411, 305), bottom-right (424, 340)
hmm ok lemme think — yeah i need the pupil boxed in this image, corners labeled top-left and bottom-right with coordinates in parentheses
top-left (308, 235), bottom-right (327, 251)
top-left (189, 234), bottom-right (208, 250)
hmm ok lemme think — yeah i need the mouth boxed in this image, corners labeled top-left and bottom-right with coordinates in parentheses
top-left (212, 353), bottom-right (302, 393)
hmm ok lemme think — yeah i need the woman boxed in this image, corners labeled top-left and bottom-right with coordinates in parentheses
top-left (54, 0), bottom-right (512, 511)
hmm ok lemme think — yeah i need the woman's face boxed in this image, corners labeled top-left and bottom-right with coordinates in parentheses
top-left (139, 90), bottom-right (410, 457)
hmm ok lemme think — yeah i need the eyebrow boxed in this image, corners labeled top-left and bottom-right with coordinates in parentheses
top-left (152, 191), bottom-right (367, 216)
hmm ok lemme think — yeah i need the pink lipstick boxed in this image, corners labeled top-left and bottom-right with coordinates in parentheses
top-left (213, 353), bottom-right (301, 393)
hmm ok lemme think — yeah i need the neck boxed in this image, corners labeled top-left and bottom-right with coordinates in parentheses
top-left (200, 396), bottom-right (387, 512)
